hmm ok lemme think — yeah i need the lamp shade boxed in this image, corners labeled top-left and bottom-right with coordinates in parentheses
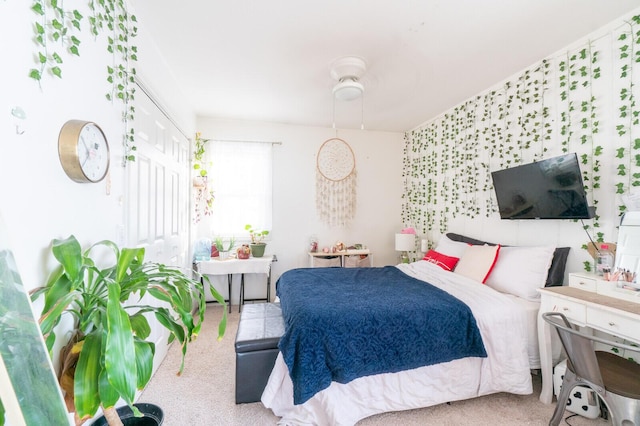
top-left (395, 233), bottom-right (415, 252)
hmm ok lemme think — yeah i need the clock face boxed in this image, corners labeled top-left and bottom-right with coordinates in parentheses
top-left (78, 123), bottom-right (109, 182)
top-left (58, 120), bottom-right (110, 183)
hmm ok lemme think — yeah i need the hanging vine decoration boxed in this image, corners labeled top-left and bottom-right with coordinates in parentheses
top-left (192, 133), bottom-right (214, 223)
top-left (89, 0), bottom-right (138, 162)
top-left (29, 0), bottom-right (139, 162)
top-left (29, 0), bottom-right (83, 82)
top-left (540, 58), bottom-right (552, 153)
top-left (453, 103), bottom-right (464, 216)
top-left (515, 70), bottom-right (527, 163)
top-left (401, 134), bottom-right (412, 229)
top-left (558, 43), bottom-right (603, 271)
top-left (426, 124), bottom-right (437, 234)
top-left (502, 81), bottom-right (515, 167)
top-left (467, 97), bottom-right (481, 218)
top-left (481, 90), bottom-right (497, 216)
top-left (585, 43), bottom-right (603, 222)
top-left (615, 16), bottom-right (640, 218)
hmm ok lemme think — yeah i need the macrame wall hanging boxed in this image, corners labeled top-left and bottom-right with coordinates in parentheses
top-left (316, 138), bottom-right (357, 227)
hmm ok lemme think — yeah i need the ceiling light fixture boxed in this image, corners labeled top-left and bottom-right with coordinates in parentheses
top-left (330, 56), bottom-right (367, 101)
top-left (333, 78), bottom-right (364, 101)
top-left (330, 56), bottom-right (367, 130)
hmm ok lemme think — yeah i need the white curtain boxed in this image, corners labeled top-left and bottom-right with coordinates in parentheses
top-left (206, 141), bottom-right (273, 239)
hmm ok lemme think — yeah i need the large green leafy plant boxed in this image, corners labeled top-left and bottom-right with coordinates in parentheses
top-left (30, 236), bottom-right (227, 426)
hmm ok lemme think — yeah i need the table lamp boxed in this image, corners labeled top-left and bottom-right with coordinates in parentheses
top-left (395, 233), bottom-right (415, 264)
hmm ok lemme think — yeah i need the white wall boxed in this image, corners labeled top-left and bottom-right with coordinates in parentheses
top-left (0, 2), bottom-right (194, 291)
top-left (0, 3), bottom-right (122, 290)
top-left (196, 118), bottom-right (405, 287)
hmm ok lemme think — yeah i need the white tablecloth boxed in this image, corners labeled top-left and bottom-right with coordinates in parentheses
top-left (196, 255), bottom-right (274, 276)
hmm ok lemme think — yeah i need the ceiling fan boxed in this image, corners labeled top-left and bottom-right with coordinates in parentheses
top-left (330, 56), bottom-right (367, 101)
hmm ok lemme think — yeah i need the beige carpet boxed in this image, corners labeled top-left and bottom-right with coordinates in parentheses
top-left (139, 304), bottom-right (609, 426)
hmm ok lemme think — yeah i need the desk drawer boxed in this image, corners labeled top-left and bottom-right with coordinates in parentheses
top-left (548, 297), bottom-right (587, 324)
top-left (568, 274), bottom-right (597, 292)
top-left (587, 307), bottom-right (640, 342)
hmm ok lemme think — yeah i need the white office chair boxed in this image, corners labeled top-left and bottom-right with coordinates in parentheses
top-left (542, 312), bottom-right (640, 426)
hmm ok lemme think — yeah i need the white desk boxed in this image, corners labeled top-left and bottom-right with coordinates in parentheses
top-left (195, 255), bottom-right (276, 312)
top-left (537, 284), bottom-right (640, 404)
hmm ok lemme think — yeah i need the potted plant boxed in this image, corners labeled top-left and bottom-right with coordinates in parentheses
top-left (192, 132), bottom-right (210, 179)
top-left (236, 244), bottom-right (251, 259)
top-left (214, 236), bottom-right (236, 260)
top-left (244, 224), bottom-right (269, 258)
top-left (30, 235), bottom-right (227, 426)
top-left (192, 132), bottom-right (214, 223)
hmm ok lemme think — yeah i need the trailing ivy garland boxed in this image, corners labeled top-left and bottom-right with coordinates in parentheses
top-left (191, 132), bottom-right (215, 223)
top-left (615, 16), bottom-right (640, 215)
top-left (29, 0), bottom-right (82, 82)
top-left (28, 0), bottom-right (139, 162)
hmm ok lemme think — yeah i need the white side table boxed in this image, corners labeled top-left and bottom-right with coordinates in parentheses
top-left (195, 255), bottom-right (276, 312)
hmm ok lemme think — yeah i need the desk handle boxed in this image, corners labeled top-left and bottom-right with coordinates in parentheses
top-left (578, 281), bottom-right (587, 286)
top-left (608, 321), bottom-right (616, 327)
top-left (562, 307), bottom-right (570, 311)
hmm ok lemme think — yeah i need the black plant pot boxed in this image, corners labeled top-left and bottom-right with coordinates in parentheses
top-left (92, 403), bottom-right (163, 426)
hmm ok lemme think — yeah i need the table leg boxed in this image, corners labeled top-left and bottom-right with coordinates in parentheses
top-left (266, 268), bottom-right (271, 303)
top-left (239, 273), bottom-right (245, 313)
top-left (537, 309), bottom-right (554, 404)
top-left (226, 274), bottom-right (232, 313)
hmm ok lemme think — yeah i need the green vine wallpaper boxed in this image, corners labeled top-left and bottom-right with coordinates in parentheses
top-left (402, 14), bottom-right (640, 268)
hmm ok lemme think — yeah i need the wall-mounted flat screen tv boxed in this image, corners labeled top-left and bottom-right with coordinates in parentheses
top-left (491, 153), bottom-right (595, 220)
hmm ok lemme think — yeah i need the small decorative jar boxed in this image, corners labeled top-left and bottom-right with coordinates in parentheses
top-left (237, 244), bottom-right (251, 259)
top-left (309, 235), bottom-right (318, 253)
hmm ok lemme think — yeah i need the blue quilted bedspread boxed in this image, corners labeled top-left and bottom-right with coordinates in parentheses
top-left (276, 266), bottom-right (487, 405)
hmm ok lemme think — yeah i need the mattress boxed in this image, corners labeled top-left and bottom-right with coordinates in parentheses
top-left (276, 266), bottom-right (487, 405)
top-left (262, 261), bottom-right (534, 425)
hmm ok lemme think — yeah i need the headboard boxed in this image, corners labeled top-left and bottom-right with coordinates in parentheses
top-left (446, 233), bottom-right (570, 287)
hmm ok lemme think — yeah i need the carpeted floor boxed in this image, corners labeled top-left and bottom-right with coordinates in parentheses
top-left (139, 304), bottom-right (609, 426)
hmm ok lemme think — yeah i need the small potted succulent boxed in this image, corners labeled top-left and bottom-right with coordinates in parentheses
top-left (214, 236), bottom-right (236, 260)
top-left (236, 244), bottom-right (251, 259)
top-left (244, 224), bottom-right (269, 258)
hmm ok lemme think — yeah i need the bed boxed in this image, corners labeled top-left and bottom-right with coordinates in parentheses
top-left (261, 233), bottom-right (569, 425)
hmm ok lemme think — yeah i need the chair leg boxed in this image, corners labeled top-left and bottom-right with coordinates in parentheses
top-left (601, 392), bottom-right (640, 426)
top-left (550, 370), bottom-right (579, 426)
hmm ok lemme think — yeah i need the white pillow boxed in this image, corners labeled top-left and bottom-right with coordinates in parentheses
top-left (453, 244), bottom-right (501, 283)
top-left (435, 235), bottom-right (470, 258)
top-left (485, 245), bottom-right (555, 301)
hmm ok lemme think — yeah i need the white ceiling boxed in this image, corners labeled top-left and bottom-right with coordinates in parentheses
top-left (129, 1), bottom-right (640, 133)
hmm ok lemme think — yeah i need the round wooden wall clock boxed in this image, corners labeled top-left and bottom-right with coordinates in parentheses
top-left (58, 120), bottom-right (110, 183)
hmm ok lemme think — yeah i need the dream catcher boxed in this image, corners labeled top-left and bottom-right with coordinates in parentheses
top-left (316, 138), bottom-right (357, 227)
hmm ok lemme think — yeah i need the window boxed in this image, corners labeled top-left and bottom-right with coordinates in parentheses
top-left (205, 141), bottom-right (273, 240)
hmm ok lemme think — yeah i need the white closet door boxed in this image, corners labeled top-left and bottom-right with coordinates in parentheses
top-left (126, 88), bottom-right (191, 371)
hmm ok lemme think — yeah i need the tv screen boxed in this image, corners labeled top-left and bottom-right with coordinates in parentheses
top-left (491, 153), bottom-right (595, 220)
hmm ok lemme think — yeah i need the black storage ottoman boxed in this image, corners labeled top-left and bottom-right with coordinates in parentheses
top-left (234, 302), bottom-right (285, 404)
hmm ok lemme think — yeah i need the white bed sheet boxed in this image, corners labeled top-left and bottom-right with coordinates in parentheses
top-left (502, 293), bottom-right (541, 369)
top-left (262, 261), bottom-right (533, 426)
